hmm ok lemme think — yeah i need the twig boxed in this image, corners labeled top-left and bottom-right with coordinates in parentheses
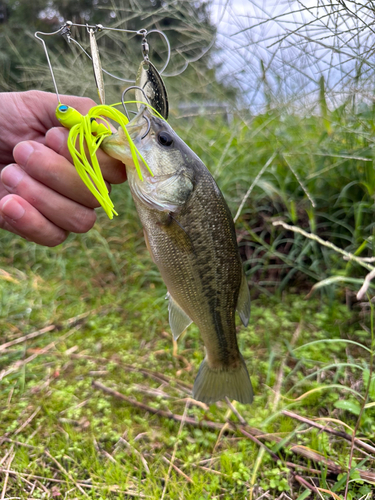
top-left (293, 473), bottom-right (319, 494)
top-left (44, 450), bottom-right (89, 497)
top-left (36, 480), bottom-right (50, 496)
top-left (0, 325), bottom-right (55, 352)
top-left (193, 464), bottom-right (226, 476)
top-left (272, 220), bottom-right (375, 272)
top-left (117, 438), bottom-right (150, 474)
top-left (237, 427), bottom-right (279, 461)
top-left (162, 457), bottom-right (194, 484)
top-left (92, 381), bottom-right (221, 430)
top-left (93, 437), bottom-right (117, 464)
top-left (161, 399), bottom-right (190, 500)
top-left (0, 327), bottom-right (80, 381)
top-left (0, 447), bottom-right (15, 500)
top-left (0, 468), bottom-right (92, 486)
top-left (0, 308), bottom-right (102, 353)
top-left (0, 448), bottom-right (12, 467)
top-left (282, 410), bottom-right (375, 455)
top-left (0, 467), bottom-right (145, 496)
top-left (92, 381), bottom-right (375, 483)
top-left (357, 268), bottom-right (375, 300)
top-left (14, 407), bottom-right (41, 436)
top-left (225, 398), bottom-right (246, 424)
top-left (66, 353), bottom-right (192, 394)
top-left (0, 438), bottom-right (35, 450)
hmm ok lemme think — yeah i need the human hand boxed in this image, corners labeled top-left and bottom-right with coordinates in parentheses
top-left (0, 90), bottom-right (126, 246)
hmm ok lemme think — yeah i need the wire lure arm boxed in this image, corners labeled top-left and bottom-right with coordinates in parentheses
top-left (60, 22), bottom-right (171, 83)
top-left (34, 25), bottom-right (68, 103)
top-left (35, 20), bottom-right (171, 100)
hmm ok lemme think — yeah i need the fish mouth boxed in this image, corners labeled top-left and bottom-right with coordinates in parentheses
top-left (126, 106), bottom-right (151, 143)
top-left (101, 106), bottom-right (150, 164)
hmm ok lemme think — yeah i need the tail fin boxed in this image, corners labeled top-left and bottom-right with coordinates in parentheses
top-left (192, 357), bottom-right (253, 405)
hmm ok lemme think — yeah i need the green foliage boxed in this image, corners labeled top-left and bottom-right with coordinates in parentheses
top-left (1, 196), bottom-right (375, 497)
top-left (174, 98), bottom-right (375, 295)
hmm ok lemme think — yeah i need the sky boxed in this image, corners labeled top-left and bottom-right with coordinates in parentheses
top-left (33, 0), bottom-right (375, 112)
top-left (207, 0), bottom-right (375, 110)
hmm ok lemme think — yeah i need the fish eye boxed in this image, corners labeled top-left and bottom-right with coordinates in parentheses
top-left (158, 131), bottom-right (173, 147)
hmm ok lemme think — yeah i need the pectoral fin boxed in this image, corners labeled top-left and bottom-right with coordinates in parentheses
top-left (143, 229), bottom-right (156, 263)
top-left (237, 272), bottom-right (251, 327)
top-left (167, 292), bottom-right (192, 340)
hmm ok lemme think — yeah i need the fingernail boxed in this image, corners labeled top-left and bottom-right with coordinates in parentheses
top-left (14, 142), bottom-right (34, 166)
top-left (1, 198), bottom-right (25, 221)
top-left (1, 164), bottom-right (25, 190)
top-left (53, 128), bottom-right (65, 151)
top-left (46, 128), bottom-right (65, 152)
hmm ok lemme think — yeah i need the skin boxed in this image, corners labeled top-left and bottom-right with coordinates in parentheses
top-left (0, 90), bottom-right (126, 246)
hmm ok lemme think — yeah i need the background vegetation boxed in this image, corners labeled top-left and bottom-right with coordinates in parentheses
top-left (1, 1), bottom-right (375, 498)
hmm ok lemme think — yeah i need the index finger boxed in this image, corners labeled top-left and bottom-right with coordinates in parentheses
top-left (45, 127), bottom-right (127, 185)
top-left (20, 91), bottom-right (98, 131)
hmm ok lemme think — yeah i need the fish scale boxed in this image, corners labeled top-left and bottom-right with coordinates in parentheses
top-left (102, 107), bottom-right (253, 404)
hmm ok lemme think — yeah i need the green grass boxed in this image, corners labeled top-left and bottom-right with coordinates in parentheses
top-left (171, 100), bottom-right (375, 297)
top-left (2, 77), bottom-right (375, 498)
top-left (1, 186), bottom-right (375, 499)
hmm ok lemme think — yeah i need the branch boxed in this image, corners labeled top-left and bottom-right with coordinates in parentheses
top-left (273, 220), bottom-right (375, 272)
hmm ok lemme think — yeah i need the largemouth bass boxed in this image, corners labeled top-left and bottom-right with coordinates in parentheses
top-left (102, 107), bottom-right (253, 404)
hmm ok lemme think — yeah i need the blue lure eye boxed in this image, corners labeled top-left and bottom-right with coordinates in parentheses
top-left (58, 105), bottom-right (69, 112)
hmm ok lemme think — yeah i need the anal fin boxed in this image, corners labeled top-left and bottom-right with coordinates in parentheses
top-left (237, 271), bottom-right (251, 327)
top-left (167, 292), bottom-right (193, 340)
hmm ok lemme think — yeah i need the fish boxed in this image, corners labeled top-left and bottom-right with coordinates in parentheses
top-left (101, 107), bottom-right (253, 405)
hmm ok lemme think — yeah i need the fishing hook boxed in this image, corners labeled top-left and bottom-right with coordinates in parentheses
top-left (121, 86), bottom-right (150, 119)
top-left (141, 114), bottom-right (151, 140)
top-left (126, 110), bottom-right (151, 140)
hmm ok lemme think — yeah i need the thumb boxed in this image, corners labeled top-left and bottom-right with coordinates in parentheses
top-left (21, 91), bottom-right (98, 131)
